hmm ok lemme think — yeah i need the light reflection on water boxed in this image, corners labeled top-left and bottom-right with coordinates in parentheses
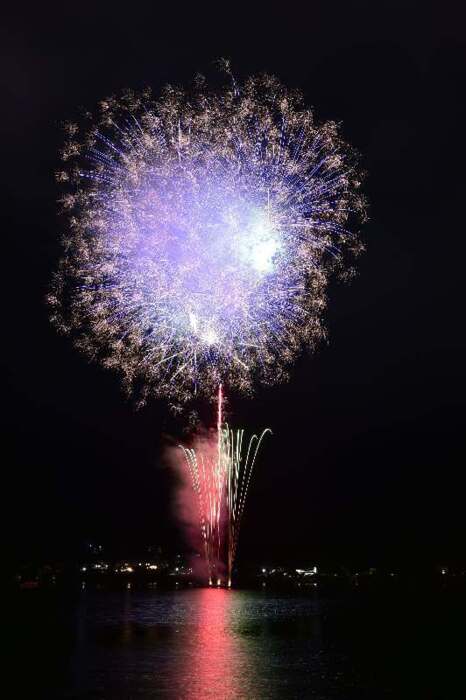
top-left (13, 587), bottom-right (463, 698)
top-left (178, 589), bottom-right (254, 699)
top-left (71, 588), bottom-right (326, 698)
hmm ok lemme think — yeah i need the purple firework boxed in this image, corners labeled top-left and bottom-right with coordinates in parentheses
top-left (49, 70), bottom-right (366, 408)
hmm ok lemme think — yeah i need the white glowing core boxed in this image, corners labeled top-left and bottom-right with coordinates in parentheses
top-left (244, 213), bottom-right (281, 274)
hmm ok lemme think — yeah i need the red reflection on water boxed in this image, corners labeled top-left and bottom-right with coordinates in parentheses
top-left (184, 589), bottom-right (247, 700)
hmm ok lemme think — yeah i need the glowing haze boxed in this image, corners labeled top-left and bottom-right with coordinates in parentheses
top-left (49, 68), bottom-right (366, 408)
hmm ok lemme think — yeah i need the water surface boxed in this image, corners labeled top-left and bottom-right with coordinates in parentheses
top-left (9, 587), bottom-right (466, 698)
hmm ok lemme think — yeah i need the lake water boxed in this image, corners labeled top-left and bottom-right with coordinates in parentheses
top-left (8, 587), bottom-right (466, 698)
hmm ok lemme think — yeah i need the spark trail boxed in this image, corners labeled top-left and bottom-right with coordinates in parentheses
top-left (180, 386), bottom-right (270, 585)
top-left (223, 424), bottom-right (271, 587)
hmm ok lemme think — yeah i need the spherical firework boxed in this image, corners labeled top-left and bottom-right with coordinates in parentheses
top-left (49, 68), bottom-right (366, 407)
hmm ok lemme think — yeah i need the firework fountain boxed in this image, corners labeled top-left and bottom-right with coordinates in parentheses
top-left (223, 422), bottom-right (271, 587)
top-left (49, 65), bottom-right (366, 585)
top-left (180, 386), bottom-right (271, 586)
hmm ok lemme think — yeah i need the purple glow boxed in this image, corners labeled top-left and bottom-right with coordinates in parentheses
top-left (49, 73), bottom-right (366, 407)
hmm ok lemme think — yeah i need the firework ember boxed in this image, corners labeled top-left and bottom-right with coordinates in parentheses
top-left (49, 68), bottom-right (366, 408)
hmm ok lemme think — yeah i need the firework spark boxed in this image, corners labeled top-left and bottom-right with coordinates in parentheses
top-left (180, 387), bottom-right (270, 585)
top-left (179, 437), bottom-right (224, 585)
top-left (223, 424), bottom-right (271, 587)
top-left (49, 69), bottom-right (366, 408)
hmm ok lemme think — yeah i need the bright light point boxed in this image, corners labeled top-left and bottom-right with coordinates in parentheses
top-left (250, 235), bottom-right (280, 273)
top-left (240, 211), bottom-right (282, 274)
top-left (189, 312), bottom-right (198, 332)
top-left (201, 327), bottom-right (218, 345)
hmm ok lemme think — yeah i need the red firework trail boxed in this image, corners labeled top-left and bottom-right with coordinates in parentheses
top-left (180, 386), bottom-right (271, 586)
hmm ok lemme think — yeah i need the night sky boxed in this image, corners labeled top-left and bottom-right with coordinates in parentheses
top-left (4, 3), bottom-right (466, 570)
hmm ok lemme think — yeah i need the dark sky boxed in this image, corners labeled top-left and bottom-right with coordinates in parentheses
top-left (3, 2), bottom-right (466, 569)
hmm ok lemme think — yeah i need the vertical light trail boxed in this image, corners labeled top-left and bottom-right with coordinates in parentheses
top-left (216, 383), bottom-right (224, 574)
top-left (180, 386), bottom-right (270, 586)
top-left (224, 426), bottom-right (272, 587)
top-left (217, 383), bottom-right (223, 436)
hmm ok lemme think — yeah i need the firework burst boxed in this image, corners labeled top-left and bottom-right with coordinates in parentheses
top-left (49, 68), bottom-right (366, 408)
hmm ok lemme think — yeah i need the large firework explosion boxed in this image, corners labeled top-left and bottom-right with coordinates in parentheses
top-left (49, 67), bottom-right (366, 409)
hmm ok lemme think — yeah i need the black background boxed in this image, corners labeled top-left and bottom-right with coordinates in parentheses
top-left (3, 2), bottom-right (466, 571)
